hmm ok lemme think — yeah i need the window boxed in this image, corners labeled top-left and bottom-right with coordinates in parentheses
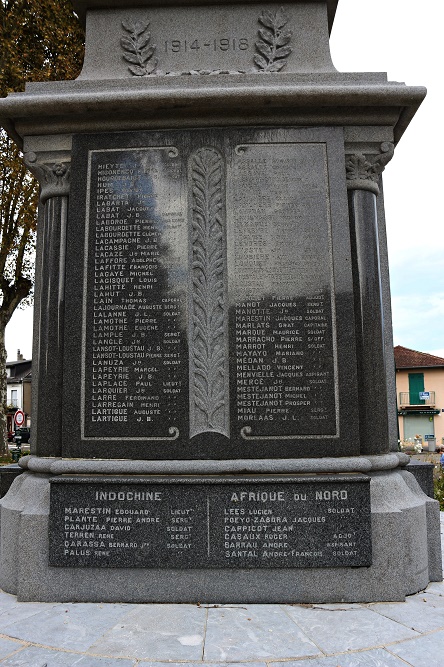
top-left (11, 390), bottom-right (18, 408)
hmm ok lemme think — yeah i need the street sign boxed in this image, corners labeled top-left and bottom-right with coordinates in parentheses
top-left (14, 410), bottom-right (25, 427)
top-left (419, 392), bottom-right (430, 401)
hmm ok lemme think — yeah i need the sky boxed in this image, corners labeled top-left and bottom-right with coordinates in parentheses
top-left (5, 0), bottom-right (443, 362)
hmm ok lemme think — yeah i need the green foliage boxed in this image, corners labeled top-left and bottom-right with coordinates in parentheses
top-left (0, 132), bottom-right (37, 315)
top-left (0, 0), bottom-right (85, 97)
top-left (0, 0), bottom-right (85, 322)
top-left (434, 470), bottom-right (444, 510)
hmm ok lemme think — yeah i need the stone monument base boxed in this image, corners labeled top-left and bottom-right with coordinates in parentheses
top-left (0, 454), bottom-right (441, 603)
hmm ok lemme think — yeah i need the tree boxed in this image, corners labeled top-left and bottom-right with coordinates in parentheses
top-left (0, 0), bottom-right (84, 452)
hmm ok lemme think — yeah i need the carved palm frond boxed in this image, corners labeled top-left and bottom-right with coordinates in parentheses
top-left (121, 19), bottom-right (158, 76)
top-left (254, 8), bottom-right (292, 73)
top-left (189, 147), bottom-right (229, 437)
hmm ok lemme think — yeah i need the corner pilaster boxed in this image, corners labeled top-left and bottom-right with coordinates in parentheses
top-left (345, 142), bottom-right (394, 455)
top-left (24, 150), bottom-right (71, 457)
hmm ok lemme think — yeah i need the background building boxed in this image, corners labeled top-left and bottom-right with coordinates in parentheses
top-left (6, 350), bottom-right (32, 436)
top-left (395, 345), bottom-right (444, 449)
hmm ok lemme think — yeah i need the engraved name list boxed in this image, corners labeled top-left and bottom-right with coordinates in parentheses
top-left (84, 148), bottom-right (188, 440)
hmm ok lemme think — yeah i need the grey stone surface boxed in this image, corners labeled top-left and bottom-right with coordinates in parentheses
top-left (0, 602), bottom-right (135, 651)
top-left (139, 664), bottom-right (266, 667)
top-left (272, 650), bottom-right (410, 666)
top-left (399, 469), bottom-right (443, 581)
top-left (0, 468), bottom-right (439, 603)
top-left (0, 0), bottom-right (439, 607)
top-left (49, 474), bottom-right (371, 569)
top-left (370, 592), bottom-right (444, 633)
top-left (0, 648), bottom-right (135, 666)
top-left (70, 0), bottom-right (340, 39)
top-left (203, 604), bottom-right (320, 661)
top-left (0, 528), bottom-right (443, 667)
top-left (347, 188), bottom-right (389, 454)
top-left (20, 452), bottom-right (407, 474)
top-left (388, 630), bottom-right (444, 667)
top-left (425, 581), bottom-right (444, 596)
top-left (406, 460), bottom-right (435, 497)
top-left (0, 466), bottom-right (23, 499)
top-left (78, 3), bottom-right (335, 80)
top-left (0, 597), bottom-right (57, 628)
top-left (283, 605), bottom-right (419, 653)
top-left (30, 195), bottom-right (68, 457)
top-left (0, 472), bottom-right (52, 594)
top-left (0, 639), bottom-right (23, 661)
top-left (0, 77), bottom-right (426, 145)
top-left (375, 181), bottom-right (399, 453)
top-left (89, 604), bottom-right (206, 660)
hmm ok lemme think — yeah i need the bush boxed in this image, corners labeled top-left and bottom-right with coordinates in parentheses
top-left (434, 470), bottom-right (444, 510)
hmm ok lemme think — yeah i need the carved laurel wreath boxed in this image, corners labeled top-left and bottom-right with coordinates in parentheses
top-left (121, 19), bottom-right (157, 76)
top-left (121, 8), bottom-right (292, 76)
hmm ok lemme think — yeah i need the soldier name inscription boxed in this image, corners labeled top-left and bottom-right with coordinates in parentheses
top-left (63, 127), bottom-right (359, 459)
top-left (49, 475), bottom-right (372, 568)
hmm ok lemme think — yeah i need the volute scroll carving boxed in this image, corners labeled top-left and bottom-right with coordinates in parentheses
top-left (24, 153), bottom-right (71, 203)
top-left (345, 142), bottom-right (394, 195)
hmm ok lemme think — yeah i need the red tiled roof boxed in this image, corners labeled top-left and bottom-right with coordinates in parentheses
top-left (394, 345), bottom-right (444, 369)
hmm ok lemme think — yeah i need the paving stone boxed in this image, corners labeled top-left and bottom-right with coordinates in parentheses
top-left (388, 629), bottom-right (444, 667)
top-left (0, 646), bottom-right (135, 666)
top-left (370, 592), bottom-right (444, 632)
top-left (1, 603), bottom-right (136, 652)
top-left (89, 604), bottom-right (206, 660)
top-left (272, 648), bottom-right (411, 666)
top-left (283, 605), bottom-right (419, 653)
top-left (425, 582), bottom-right (444, 597)
top-left (139, 663), bottom-right (266, 667)
top-left (0, 639), bottom-right (25, 661)
top-left (203, 604), bottom-right (320, 661)
top-left (0, 592), bottom-right (58, 628)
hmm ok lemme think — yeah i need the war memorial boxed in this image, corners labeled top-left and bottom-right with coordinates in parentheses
top-left (0, 0), bottom-right (441, 602)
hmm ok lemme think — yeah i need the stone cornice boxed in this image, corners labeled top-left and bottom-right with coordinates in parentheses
top-left (0, 79), bottom-right (426, 147)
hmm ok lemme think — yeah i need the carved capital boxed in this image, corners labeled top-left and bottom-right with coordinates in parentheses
top-left (345, 142), bottom-right (394, 195)
top-left (24, 153), bottom-right (71, 203)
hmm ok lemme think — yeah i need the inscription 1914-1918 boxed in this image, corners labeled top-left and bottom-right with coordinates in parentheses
top-left (49, 475), bottom-right (372, 569)
top-left (63, 128), bottom-right (359, 459)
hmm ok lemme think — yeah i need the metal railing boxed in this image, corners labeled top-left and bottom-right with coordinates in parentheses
top-left (399, 391), bottom-right (436, 406)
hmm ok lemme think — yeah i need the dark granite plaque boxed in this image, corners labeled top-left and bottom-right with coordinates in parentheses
top-left (63, 127), bottom-right (359, 459)
top-left (228, 141), bottom-right (336, 440)
top-left (49, 475), bottom-right (371, 568)
top-left (84, 147), bottom-right (188, 442)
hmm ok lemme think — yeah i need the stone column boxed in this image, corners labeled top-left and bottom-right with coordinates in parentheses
top-left (24, 154), bottom-right (70, 457)
top-left (345, 142), bottom-right (394, 455)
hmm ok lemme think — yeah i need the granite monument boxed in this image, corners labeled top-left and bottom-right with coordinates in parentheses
top-left (0, 0), bottom-right (441, 602)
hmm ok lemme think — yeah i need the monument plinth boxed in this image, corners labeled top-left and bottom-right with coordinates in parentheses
top-left (0, 0), bottom-right (441, 602)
